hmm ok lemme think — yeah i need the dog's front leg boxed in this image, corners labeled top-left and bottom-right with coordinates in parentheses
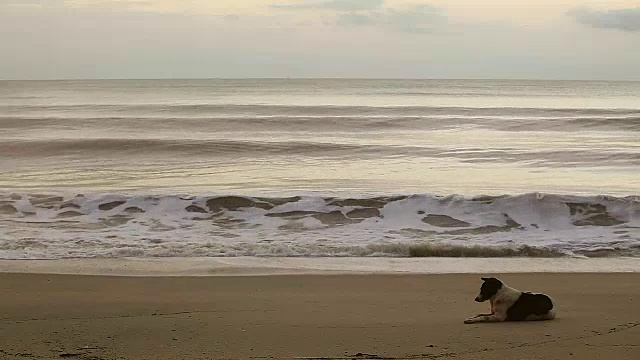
top-left (474, 313), bottom-right (493, 317)
top-left (464, 312), bottom-right (494, 322)
top-left (464, 313), bottom-right (506, 324)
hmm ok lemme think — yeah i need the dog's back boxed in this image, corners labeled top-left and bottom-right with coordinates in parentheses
top-left (506, 292), bottom-right (555, 321)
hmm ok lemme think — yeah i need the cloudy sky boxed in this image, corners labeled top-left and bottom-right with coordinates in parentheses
top-left (1, 0), bottom-right (639, 80)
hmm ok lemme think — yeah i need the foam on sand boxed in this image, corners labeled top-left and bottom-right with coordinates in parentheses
top-left (1, 257), bottom-right (639, 276)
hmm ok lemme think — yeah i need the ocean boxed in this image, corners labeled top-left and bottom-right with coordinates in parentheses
top-left (1, 79), bottom-right (639, 260)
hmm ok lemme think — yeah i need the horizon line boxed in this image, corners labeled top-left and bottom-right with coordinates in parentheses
top-left (2, 76), bottom-right (640, 82)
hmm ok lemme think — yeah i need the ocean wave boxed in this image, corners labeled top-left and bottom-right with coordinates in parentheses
top-left (2, 114), bottom-right (639, 132)
top-left (3, 104), bottom-right (639, 116)
top-left (2, 139), bottom-right (639, 168)
top-left (2, 104), bottom-right (639, 134)
top-left (0, 138), bottom-right (365, 157)
top-left (3, 192), bottom-right (638, 226)
top-left (1, 192), bottom-right (639, 259)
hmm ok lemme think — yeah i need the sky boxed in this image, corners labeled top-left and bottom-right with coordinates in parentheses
top-left (0, 0), bottom-right (639, 80)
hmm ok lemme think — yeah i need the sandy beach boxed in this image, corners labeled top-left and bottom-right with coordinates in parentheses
top-left (1, 271), bottom-right (639, 360)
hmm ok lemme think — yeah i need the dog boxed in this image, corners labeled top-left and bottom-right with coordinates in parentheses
top-left (464, 277), bottom-right (556, 324)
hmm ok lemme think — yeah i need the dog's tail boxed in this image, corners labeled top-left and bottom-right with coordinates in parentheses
top-left (544, 296), bottom-right (557, 320)
top-left (546, 307), bottom-right (556, 320)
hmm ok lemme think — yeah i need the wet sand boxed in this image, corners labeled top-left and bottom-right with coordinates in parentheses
top-left (1, 273), bottom-right (639, 359)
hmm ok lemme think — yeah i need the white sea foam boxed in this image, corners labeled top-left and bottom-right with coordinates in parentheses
top-left (1, 192), bottom-right (639, 259)
top-left (1, 257), bottom-right (640, 276)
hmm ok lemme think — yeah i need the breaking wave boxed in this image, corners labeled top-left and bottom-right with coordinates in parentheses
top-left (1, 192), bottom-right (639, 259)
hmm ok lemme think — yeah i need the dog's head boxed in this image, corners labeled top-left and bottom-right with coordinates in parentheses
top-left (474, 277), bottom-right (503, 302)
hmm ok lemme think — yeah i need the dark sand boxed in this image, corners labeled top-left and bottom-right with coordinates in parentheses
top-left (1, 273), bottom-right (639, 359)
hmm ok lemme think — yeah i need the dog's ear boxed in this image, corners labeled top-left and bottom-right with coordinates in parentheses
top-left (481, 277), bottom-right (489, 281)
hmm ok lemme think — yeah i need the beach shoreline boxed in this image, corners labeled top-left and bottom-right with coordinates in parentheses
top-left (1, 256), bottom-right (640, 277)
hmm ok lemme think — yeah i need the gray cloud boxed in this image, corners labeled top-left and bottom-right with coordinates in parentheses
top-left (336, 5), bottom-right (446, 33)
top-left (2, 0), bottom-right (150, 10)
top-left (336, 12), bottom-right (377, 26)
top-left (272, 0), bottom-right (384, 11)
top-left (2, 0), bottom-right (64, 7)
top-left (379, 4), bottom-right (446, 33)
top-left (568, 7), bottom-right (640, 32)
top-left (275, 1), bottom-right (446, 33)
top-left (70, 1), bottom-right (152, 10)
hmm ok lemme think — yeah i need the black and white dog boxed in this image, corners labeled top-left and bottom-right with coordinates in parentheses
top-left (464, 277), bottom-right (556, 324)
